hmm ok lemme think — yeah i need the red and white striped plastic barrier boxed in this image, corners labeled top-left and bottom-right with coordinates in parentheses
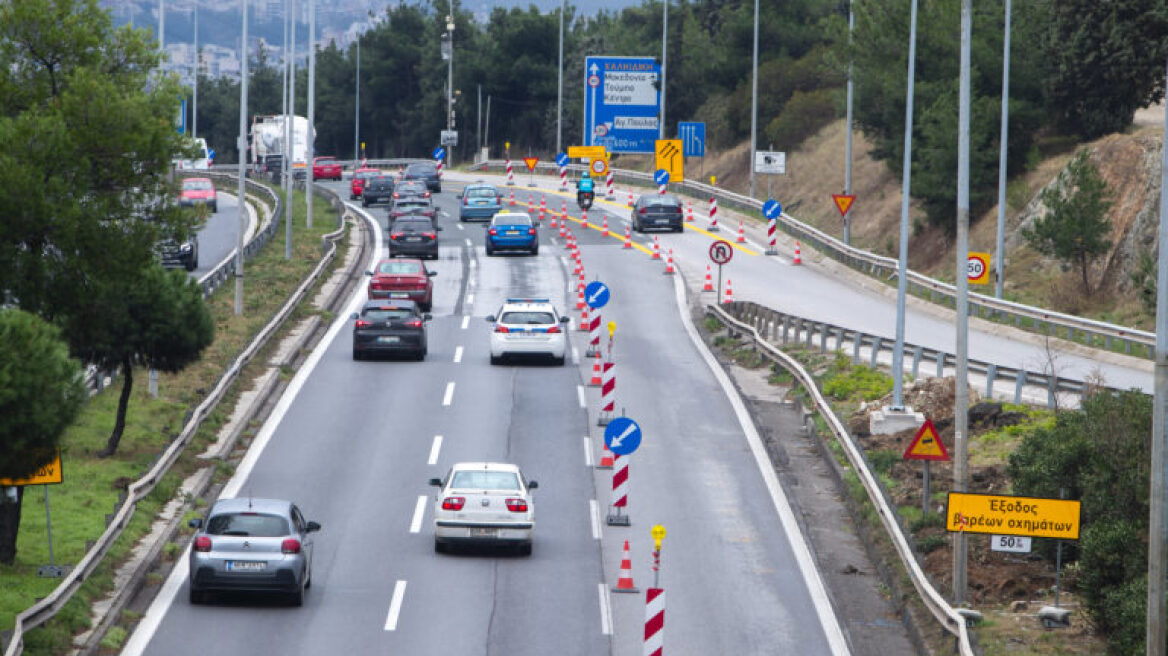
top-left (559, 165), bottom-right (568, 190)
top-left (708, 197), bottom-right (718, 231)
top-left (587, 310), bottom-right (601, 356)
top-left (643, 588), bottom-right (664, 656)
top-left (435, 157), bottom-right (443, 180)
top-left (612, 454), bottom-right (628, 509)
top-left (606, 170), bottom-right (615, 199)
top-left (599, 361), bottom-right (615, 425)
top-left (658, 183), bottom-right (666, 195)
top-left (767, 217), bottom-right (777, 254)
top-left (506, 158), bottom-right (515, 185)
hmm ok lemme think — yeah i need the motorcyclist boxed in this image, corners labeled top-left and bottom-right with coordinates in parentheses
top-left (577, 171), bottom-right (595, 194)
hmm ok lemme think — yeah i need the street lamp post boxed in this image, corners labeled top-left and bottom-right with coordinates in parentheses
top-left (354, 37), bottom-right (360, 162)
top-left (307, 0), bottom-right (315, 228)
top-left (557, 0), bottom-right (564, 155)
top-left (235, 0), bottom-right (248, 316)
top-left (192, 1), bottom-right (198, 137)
top-left (446, 13), bottom-right (455, 167)
top-left (659, 0), bottom-right (667, 139)
top-left (747, 0), bottom-right (759, 198)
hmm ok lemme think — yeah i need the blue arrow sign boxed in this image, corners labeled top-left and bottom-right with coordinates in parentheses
top-left (604, 417), bottom-right (642, 456)
top-left (654, 169), bottom-right (670, 186)
top-left (678, 122), bottom-right (706, 157)
top-left (584, 56), bottom-right (661, 154)
top-left (432, 146), bottom-right (446, 160)
top-left (556, 152), bottom-right (570, 167)
top-left (584, 281), bottom-right (610, 309)
top-left (763, 199), bottom-right (783, 219)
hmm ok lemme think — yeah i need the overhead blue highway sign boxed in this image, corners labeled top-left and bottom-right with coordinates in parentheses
top-left (584, 56), bottom-right (661, 154)
top-left (604, 417), bottom-right (642, 456)
top-left (584, 281), bottom-right (611, 309)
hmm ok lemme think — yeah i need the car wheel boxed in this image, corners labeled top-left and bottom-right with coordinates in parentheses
top-left (363, 200), bottom-right (369, 207)
top-left (675, 225), bottom-right (684, 233)
top-left (415, 349), bottom-right (426, 361)
top-left (633, 220), bottom-right (642, 233)
top-left (517, 542), bottom-right (533, 556)
top-left (289, 581), bottom-right (304, 607)
top-left (352, 348), bottom-right (362, 361)
top-left (553, 354), bottom-right (565, 366)
top-left (490, 354), bottom-right (501, 365)
top-left (189, 586), bottom-right (203, 604)
top-left (531, 246), bottom-right (539, 256)
top-left (211, 202), bottom-right (218, 213)
top-left (434, 540), bottom-right (447, 554)
top-left (422, 302), bottom-right (432, 312)
top-left (486, 246), bottom-right (495, 256)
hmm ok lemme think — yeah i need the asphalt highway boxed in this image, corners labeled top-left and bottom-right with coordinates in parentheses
top-left (122, 179), bottom-right (849, 655)
top-left (191, 191), bottom-right (243, 278)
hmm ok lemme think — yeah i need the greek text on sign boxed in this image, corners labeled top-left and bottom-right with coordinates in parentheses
top-left (946, 492), bottom-right (1081, 540)
top-left (0, 449), bottom-right (63, 486)
top-left (615, 116), bottom-right (659, 130)
top-left (967, 252), bottom-right (991, 285)
top-left (568, 146), bottom-right (606, 160)
top-left (604, 71), bottom-right (658, 105)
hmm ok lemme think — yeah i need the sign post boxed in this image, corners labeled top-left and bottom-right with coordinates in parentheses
top-left (523, 156), bottom-right (539, 187)
top-left (903, 418), bottom-right (949, 514)
top-left (584, 56), bottom-right (662, 154)
top-left (0, 449), bottom-right (66, 577)
top-left (708, 240), bottom-right (734, 303)
top-left (762, 199), bottom-right (783, 256)
top-left (651, 524), bottom-right (666, 588)
top-left (604, 417), bottom-right (642, 526)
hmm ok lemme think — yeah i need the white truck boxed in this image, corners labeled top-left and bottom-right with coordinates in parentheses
top-left (250, 115), bottom-right (310, 181)
top-left (174, 136), bottom-right (212, 170)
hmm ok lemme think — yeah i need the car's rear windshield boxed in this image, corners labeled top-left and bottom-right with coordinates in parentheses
top-left (493, 215), bottom-right (532, 226)
top-left (206, 512), bottom-right (290, 537)
top-left (364, 308), bottom-right (413, 320)
top-left (377, 261), bottom-right (422, 274)
top-left (394, 220), bottom-right (432, 232)
top-left (396, 202), bottom-right (429, 210)
top-left (467, 188), bottom-right (497, 198)
top-left (183, 179), bottom-right (213, 190)
top-left (407, 164), bottom-right (436, 173)
top-left (450, 471), bottom-right (521, 490)
top-left (644, 196), bottom-right (682, 208)
top-left (367, 178), bottom-right (392, 188)
top-left (399, 182), bottom-right (426, 191)
top-left (356, 170), bottom-right (380, 179)
top-left (501, 311), bottom-right (555, 324)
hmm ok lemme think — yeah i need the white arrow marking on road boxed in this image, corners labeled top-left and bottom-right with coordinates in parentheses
top-left (609, 423), bottom-right (637, 449)
top-left (384, 580), bottom-right (407, 631)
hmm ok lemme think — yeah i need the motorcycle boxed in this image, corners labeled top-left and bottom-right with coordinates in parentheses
top-left (576, 190), bottom-right (595, 210)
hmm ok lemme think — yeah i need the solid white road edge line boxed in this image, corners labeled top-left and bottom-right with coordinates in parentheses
top-left (583, 436), bottom-right (593, 467)
top-left (571, 346), bottom-right (580, 365)
top-left (453, 346), bottom-right (464, 363)
top-left (589, 499), bottom-right (602, 540)
top-left (442, 382), bottom-right (455, 406)
top-left (384, 580), bottom-right (408, 631)
top-left (671, 271), bottom-right (852, 656)
top-left (460, 315), bottom-right (470, 330)
top-left (409, 496), bottom-right (427, 534)
top-left (597, 583), bottom-right (613, 636)
top-left (121, 200), bottom-right (387, 656)
top-left (428, 435), bottom-right (443, 465)
top-left (576, 385), bottom-right (586, 408)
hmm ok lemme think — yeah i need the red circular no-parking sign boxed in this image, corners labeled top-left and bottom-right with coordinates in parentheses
top-left (709, 240), bottom-right (734, 265)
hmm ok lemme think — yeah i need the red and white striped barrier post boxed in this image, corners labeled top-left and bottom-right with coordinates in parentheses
top-left (607, 454), bottom-right (630, 525)
top-left (598, 360), bottom-right (615, 425)
top-left (658, 182), bottom-right (666, 195)
top-left (707, 196), bottom-right (719, 231)
top-left (765, 217), bottom-right (778, 255)
top-left (506, 157), bottom-right (515, 185)
top-left (435, 156), bottom-right (443, 181)
top-left (644, 588), bottom-right (664, 656)
top-left (587, 310), bottom-right (602, 357)
top-left (559, 164), bottom-right (568, 190)
top-left (606, 170), bottom-right (615, 199)
top-left (685, 200), bottom-right (694, 222)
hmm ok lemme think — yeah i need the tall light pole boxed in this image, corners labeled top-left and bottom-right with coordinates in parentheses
top-left (354, 37), bottom-right (360, 162)
top-left (306, 0), bottom-right (315, 228)
top-left (445, 13), bottom-right (455, 166)
top-left (235, 0), bottom-right (248, 316)
top-left (747, 0), bottom-right (759, 198)
top-left (659, 0), bottom-right (667, 139)
top-left (891, 0), bottom-right (920, 412)
top-left (192, 1), bottom-right (198, 137)
top-left (993, 0), bottom-right (1012, 299)
top-left (284, 0), bottom-right (295, 260)
top-left (557, 0), bottom-right (564, 155)
top-left (843, 0), bottom-right (855, 245)
top-left (158, 0), bottom-right (165, 52)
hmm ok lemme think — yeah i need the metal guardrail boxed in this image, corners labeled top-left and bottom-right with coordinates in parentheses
top-left (706, 302), bottom-right (976, 656)
top-left (475, 159), bottom-right (1155, 360)
top-left (2, 180), bottom-right (348, 656)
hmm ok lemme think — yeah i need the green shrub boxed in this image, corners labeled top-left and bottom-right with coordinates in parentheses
top-left (764, 88), bottom-right (841, 151)
top-left (821, 357), bottom-right (893, 401)
top-left (867, 449), bottom-right (901, 474)
top-left (909, 511), bottom-right (946, 533)
top-left (916, 535), bottom-right (947, 554)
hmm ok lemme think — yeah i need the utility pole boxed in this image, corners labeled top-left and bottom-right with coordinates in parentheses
top-left (843, 0), bottom-right (854, 245)
top-left (445, 10), bottom-right (455, 167)
top-left (354, 37), bottom-right (360, 162)
top-left (748, 0), bottom-right (759, 199)
top-left (557, 0), bottom-right (564, 155)
top-left (993, 0), bottom-right (1012, 299)
top-left (306, 0), bottom-right (314, 228)
top-left (235, 0), bottom-right (248, 316)
top-left (952, 0), bottom-right (973, 606)
top-left (284, 0), bottom-right (294, 260)
top-left (659, 0), bottom-right (667, 139)
top-left (891, 0), bottom-right (919, 411)
top-left (477, 84), bottom-right (482, 156)
top-left (192, 2), bottom-right (198, 138)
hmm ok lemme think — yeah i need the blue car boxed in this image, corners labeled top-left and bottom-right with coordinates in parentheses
top-left (486, 212), bottom-right (538, 256)
top-left (459, 183), bottom-right (503, 221)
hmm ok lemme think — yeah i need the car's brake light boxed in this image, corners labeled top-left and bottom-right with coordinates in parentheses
top-left (422, 232), bottom-right (436, 239)
top-left (424, 191), bottom-right (431, 198)
top-left (489, 228), bottom-right (497, 235)
top-left (394, 192), bottom-right (400, 198)
top-left (528, 228), bottom-right (536, 235)
top-left (639, 207), bottom-right (647, 214)
top-left (442, 497), bottom-right (465, 511)
top-left (494, 325), bottom-right (510, 333)
top-left (391, 234), bottom-right (402, 240)
top-left (281, 538), bottom-right (302, 554)
top-left (497, 196), bottom-right (504, 204)
top-left (355, 319), bottom-right (372, 329)
top-left (505, 498), bottom-right (528, 512)
top-left (405, 319), bottom-right (422, 328)
top-left (194, 536), bottom-right (212, 552)
top-left (464, 196), bottom-right (470, 206)
top-left (546, 325), bottom-right (561, 334)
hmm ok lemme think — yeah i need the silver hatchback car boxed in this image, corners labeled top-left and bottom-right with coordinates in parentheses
top-left (187, 497), bottom-right (321, 605)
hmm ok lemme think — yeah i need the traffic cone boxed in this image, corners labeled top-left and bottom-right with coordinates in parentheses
top-left (794, 241), bottom-right (802, 265)
top-left (589, 352), bottom-right (603, 386)
top-left (702, 265), bottom-right (715, 292)
top-left (623, 224), bottom-right (633, 249)
top-left (664, 249), bottom-right (675, 275)
top-left (736, 221), bottom-right (746, 243)
top-left (686, 200), bottom-right (694, 222)
top-left (601, 215), bottom-right (609, 237)
top-left (651, 236), bottom-right (661, 260)
top-left (581, 209), bottom-right (589, 228)
top-left (540, 194), bottom-right (547, 220)
top-left (579, 304), bottom-right (590, 331)
top-left (597, 441), bottom-right (615, 468)
top-left (723, 278), bottom-right (735, 304)
top-left (612, 540), bottom-right (639, 593)
top-left (627, 191), bottom-right (634, 208)
top-left (527, 193), bottom-right (534, 211)
top-left (576, 285), bottom-right (586, 310)
top-left (509, 189), bottom-right (516, 206)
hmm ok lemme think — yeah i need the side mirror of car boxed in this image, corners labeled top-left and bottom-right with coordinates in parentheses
top-left (350, 312), bottom-right (359, 320)
top-left (423, 313), bottom-right (433, 321)
top-left (436, 226), bottom-right (444, 231)
top-left (188, 518), bottom-right (203, 529)
top-left (559, 316), bottom-right (570, 323)
top-left (364, 270), bottom-right (373, 277)
top-left (428, 477), bottom-right (443, 487)
top-left (306, 521), bottom-right (322, 533)
top-left (527, 481), bottom-right (539, 490)
top-left (426, 270), bottom-right (438, 277)
top-left (486, 315), bottom-right (496, 322)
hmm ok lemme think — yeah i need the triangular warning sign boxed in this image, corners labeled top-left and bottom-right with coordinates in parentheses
top-left (523, 157), bottom-right (539, 171)
top-left (831, 194), bottom-right (856, 217)
top-left (903, 418), bottom-right (950, 461)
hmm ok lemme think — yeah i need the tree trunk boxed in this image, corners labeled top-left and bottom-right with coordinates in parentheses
top-left (100, 357), bottom-right (133, 458)
top-left (1079, 252), bottom-right (1092, 296)
top-left (0, 486), bottom-right (25, 565)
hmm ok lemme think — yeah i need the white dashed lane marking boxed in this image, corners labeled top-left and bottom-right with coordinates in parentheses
top-left (428, 435), bottom-right (443, 465)
top-left (384, 581), bottom-right (407, 631)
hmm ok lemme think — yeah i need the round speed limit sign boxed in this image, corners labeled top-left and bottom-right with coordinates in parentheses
top-left (590, 158), bottom-right (608, 176)
top-left (966, 252), bottom-right (990, 285)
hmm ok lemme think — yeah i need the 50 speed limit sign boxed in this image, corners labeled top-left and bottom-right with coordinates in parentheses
top-left (967, 251), bottom-right (990, 285)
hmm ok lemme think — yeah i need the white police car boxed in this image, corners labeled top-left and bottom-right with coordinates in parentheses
top-left (487, 298), bottom-right (569, 365)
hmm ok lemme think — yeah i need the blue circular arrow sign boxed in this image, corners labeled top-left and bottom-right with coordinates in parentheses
top-left (432, 146), bottom-right (447, 160)
top-left (604, 417), bottom-right (642, 456)
top-left (654, 169), bottom-right (670, 185)
top-left (556, 152), bottom-right (570, 167)
top-left (763, 199), bottom-right (783, 219)
top-left (584, 281), bottom-right (611, 309)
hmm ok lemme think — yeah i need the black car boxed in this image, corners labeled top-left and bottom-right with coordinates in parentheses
top-left (389, 198), bottom-right (437, 226)
top-left (362, 176), bottom-right (395, 207)
top-left (157, 233), bottom-right (199, 271)
top-left (351, 299), bottom-right (431, 360)
top-left (393, 179), bottom-right (430, 200)
top-left (389, 216), bottom-right (442, 260)
top-left (403, 162), bottom-right (441, 193)
top-left (632, 193), bottom-right (685, 233)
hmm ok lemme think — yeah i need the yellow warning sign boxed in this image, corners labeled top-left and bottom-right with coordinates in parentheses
top-left (568, 145), bottom-right (606, 160)
top-left (0, 449), bottom-right (63, 486)
top-left (903, 419), bottom-right (949, 461)
top-left (947, 492), bottom-right (1081, 540)
top-left (967, 251), bottom-right (991, 285)
top-left (655, 139), bottom-right (684, 182)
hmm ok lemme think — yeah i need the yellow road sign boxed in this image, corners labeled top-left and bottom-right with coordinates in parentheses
top-left (0, 449), bottom-right (63, 486)
top-left (967, 251), bottom-right (991, 285)
top-left (651, 524), bottom-right (666, 550)
top-left (903, 419), bottom-right (949, 461)
top-left (607, 321), bottom-right (616, 338)
top-left (590, 157), bottom-right (609, 177)
top-left (568, 146), bottom-right (606, 160)
top-left (947, 492), bottom-right (1080, 540)
top-left (655, 139), bottom-right (683, 182)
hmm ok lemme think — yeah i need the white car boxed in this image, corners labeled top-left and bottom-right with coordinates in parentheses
top-left (430, 462), bottom-right (537, 555)
top-left (487, 298), bottom-right (569, 365)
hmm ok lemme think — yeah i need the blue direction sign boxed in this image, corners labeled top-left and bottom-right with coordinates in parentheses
top-left (604, 417), bottom-right (642, 456)
top-left (555, 152), bottom-right (570, 167)
top-left (763, 199), bottom-right (783, 219)
top-left (584, 281), bottom-right (611, 309)
top-left (678, 122), bottom-right (706, 157)
top-left (432, 146), bottom-right (446, 160)
top-left (654, 169), bottom-right (670, 186)
top-left (584, 56), bottom-right (661, 154)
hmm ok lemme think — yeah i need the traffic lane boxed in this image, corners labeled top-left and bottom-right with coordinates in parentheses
top-left (579, 243), bottom-right (841, 655)
top-left (193, 191), bottom-right (242, 276)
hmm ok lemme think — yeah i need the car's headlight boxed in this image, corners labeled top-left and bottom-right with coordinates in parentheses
top-left (179, 242), bottom-right (193, 252)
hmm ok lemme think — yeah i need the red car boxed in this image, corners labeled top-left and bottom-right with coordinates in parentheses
top-left (179, 177), bottom-right (218, 213)
top-left (313, 156), bottom-right (343, 181)
top-left (365, 258), bottom-right (436, 311)
top-left (350, 167), bottom-right (382, 199)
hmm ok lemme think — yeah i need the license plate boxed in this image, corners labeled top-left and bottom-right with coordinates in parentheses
top-left (506, 230), bottom-right (520, 235)
top-left (470, 527), bottom-right (497, 537)
top-left (226, 561), bottom-right (266, 572)
top-left (407, 237), bottom-right (422, 242)
top-left (378, 336), bottom-right (400, 344)
top-left (390, 292), bottom-right (409, 298)
top-left (655, 219), bottom-right (670, 224)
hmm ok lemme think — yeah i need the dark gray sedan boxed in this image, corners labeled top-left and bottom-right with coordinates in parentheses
top-left (188, 497), bottom-right (320, 606)
top-left (351, 299), bottom-right (431, 360)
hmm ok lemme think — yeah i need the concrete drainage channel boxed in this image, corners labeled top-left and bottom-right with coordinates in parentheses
top-left (4, 185), bottom-right (371, 656)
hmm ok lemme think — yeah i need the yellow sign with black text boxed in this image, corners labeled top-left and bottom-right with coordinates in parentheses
top-left (947, 492), bottom-right (1080, 540)
top-left (655, 139), bottom-right (684, 182)
top-left (567, 146), bottom-right (606, 160)
top-left (0, 449), bottom-right (63, 486)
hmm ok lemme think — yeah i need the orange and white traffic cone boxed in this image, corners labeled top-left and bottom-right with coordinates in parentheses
top-left (736, 221), bottom-right (746, 243)
top-left (623, 224), bottom-right (633, 249)
top-left (723, 278), bottom-right (735, 304)
top-left (794, 241), bottom-right (802, 265)
top-left (627, 191), bottom-right (635, 208)
top-left (589, 352), bottom-right (603, 386)
top-left (540, 194), bottom-right (547, 221)
top-left (509, 189), bottom-right (516, 206)
top-left (664, 249), bottom-right (675, 275)
top-left (579, 304), bottom-right (590, 332)
top-left (601, 215), bottom-right (610, 237)
top-left (703, 265), bottom-right (715, 292)
top-left (612, 540), bottom-right (639, 593)
top-left (686, 200), bottom-right (694, 222)
top-left (581, 209), bottom-right (589, 229)
top-left (576, 285), bottom-right (586, 310)
top-left (651, 236), bottom-right (661, 260)
top-left (527, 193), bottom-right (534, 212)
